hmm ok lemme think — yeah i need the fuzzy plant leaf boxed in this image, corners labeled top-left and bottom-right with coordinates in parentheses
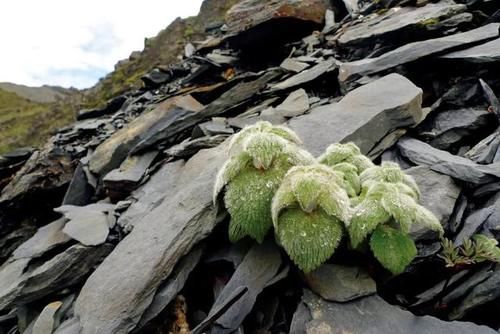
top-left (276, 208), bottom-right (343, 273)
top-left (228, 121), bottom-right (301, 156)
top-left (349, 199), bottom-right (391, 248)
top-left (471, 234), bottom-right (500, 263)
top-left (215, 125), bottom-right (315, 243)
top-left (370, 224), bottom-right (417, 274)
top-left (360, 162), bottom-right (420, 200)
top-left (318, 142), bottom-right (374, 173)
top-left (330, 162), bottom-right (361, 197)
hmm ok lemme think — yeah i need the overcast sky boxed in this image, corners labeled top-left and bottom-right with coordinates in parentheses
top-left (0, 0), bottom-right (203, 89)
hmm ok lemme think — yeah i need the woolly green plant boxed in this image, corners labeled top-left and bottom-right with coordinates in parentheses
top-left (349, 181), bottom-right (443, 274)
top-left (440, 234), bottom-right (500, 268)
top-left (318, 142), bottom-right (375, 173)
top-left (271, 165), bottom-right (351, 272)
top-left (214, 122), bottom-right (314, 243)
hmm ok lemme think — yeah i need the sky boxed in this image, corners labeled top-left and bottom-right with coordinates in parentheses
top-left (0, 0), bottom-right (204, 89)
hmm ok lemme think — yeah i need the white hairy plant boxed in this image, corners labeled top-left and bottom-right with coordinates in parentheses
top-left (271, 165), bottom-right (351, 273)
top-left (213, 122), bottom-right (314, 243)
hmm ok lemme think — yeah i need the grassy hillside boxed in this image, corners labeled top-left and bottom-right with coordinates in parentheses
top-left (0, 89), bottom-right (76, 154)
top-left (83, 0), bottom-right (239, 107)
top-left (0, 82), bottom-right (75, 103)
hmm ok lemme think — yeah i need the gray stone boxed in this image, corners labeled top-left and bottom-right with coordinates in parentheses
top-left (405, 166), bottom-right (460, 239)
top-left (339, 23), bottom-right (500, 82)
top-left (465, 131), bottom-right (500, 164)
top-left (62, 163), bottom-right (94, 206)
top-left (290, 302), bottom-right (311, 334)
top-left (479, 79), bottom-right (500, 120)
top-left (206, 52), bottom-right (238, 65)
top-left (337, 2), bottom-right (466, 47)
top-left (32, 301), bottom-right (63, 334)
top-left (89, 95), bottom-right (203, 176)
top-left (441, 37), bottom-right (500, 63)
top-left (74, 144), bottom-right (228, 334)
top-left (207, 240), bottom-right (282, 333)
top-left (103, 151), bottom-right (159, 199)
top-left (412, 270), bottom-right (470, 307)
top-left (305, 264), bottom-right (376, 302)
top-left (56, 204), bottom-right (114, 246)
top-left (192, 120), bottom-right (234, 138)
top-left (398, 137), bottom-right (500, 184)
top-left (289, 73), bottom-right (423, 156)
top-left (274, 89), bottom-right (310, 118)
top-left (280, 58), bottom-right (310, 73)
top-left (302, 290), bottom-right (497, 334)
top-left (165, 135), bottom-right (229, 158)
top-left (366, 129), bottom-right (407, 160)
top-left (117, 160), bottom-right (185, 232)
top-left (12, 219), bottom-right (71, 260)
top-left (137, 246), bottom-right (204, 328)
top-left (418, 108), bottom-right (493, 150)
top-left (53, 318), bottom-right (81, 334)
top-left (441, 266), bottom-right (494, 308)
top-left (454, 207), bottom-right (494, 246)
top-left (271, 58), bottom-right (336, 91)
top-left (0, 244), bottom-right (112, 311)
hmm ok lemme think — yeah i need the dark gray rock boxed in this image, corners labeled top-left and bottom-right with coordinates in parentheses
top-left (454, 207), bottom-right (495, 246)
top-left (417, 108), bottom-right (493, 150)
top-left (337, 2), bottom-right (466, 47)
top-left (450, 266), bottom-right (500, 320)
top-left (0, 244), bottom-right (112, 311)
top-left (479, 78), bottom-right (500, 120)
top-left (103, 151), bottom-right (158, 200)
top-left (117, 160), bottom-right (185, 232)
top-left (263, 89), bottom-right (310, 118)
top-left (75, 144), bottom-right (228, 334)
top-left (465, 131), bottom-right (500, 164)
top-left (339, 23), bottom-right (500, 82)
top-left (140, 69), bottom-right (172, 89)
top-left (406, 166), bottom-right (460, 239)
top-left (441, 266), bottom-right (494, 308)
top-left (76, 96), bottom-right (126, 121)
top-left (289, 301), bottom-right (311, 334)
top-left (207, 240), bottom-right (282, 334)
top-left (271, 58), bottom-right (336, 91)
top-left (165, 135), bottom-right (229, 158)
top-left (32, 301), bottom-right (63, 334)
top-left (12, 218), bottom-right (71, 260)
top-left (89, 95), bottom-right (203, 176)
top-left (441, 37), bottom-right (500, 63)
top-left (398, 137), bottom-right (500, 184)
top-left (55, 204), bottom-right (114, 246)
top-left (192, 120), bottom-right (234, 138)
top-left (302, 290), bottom-right (497, 333)
top-left (280, 58), bottom-right (310, 73)
top-left (62, 163), bottom-right (94, 206)
top-left (412, 270), bottom-right (470, 307)
top-left (137, 246), bottom-right (204, 328)
top-left (305, 264), bottom-right (376, 302)
top-left (289, 73), bottom-right (423, 156)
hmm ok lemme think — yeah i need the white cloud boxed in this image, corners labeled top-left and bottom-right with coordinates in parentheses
top-left (0, 0), bottom-right (204, 89)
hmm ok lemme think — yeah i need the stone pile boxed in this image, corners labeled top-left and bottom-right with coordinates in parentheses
top-left (1, 0), bottom-right (500, 333)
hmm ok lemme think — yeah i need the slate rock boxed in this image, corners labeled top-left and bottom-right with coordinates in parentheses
top-left (337, 2), bottom-right (466, 47)
top-left (273, 88), bottom-right (310, 118)
top-left (441, 37), bottom-right (500, 63)
top-left (75, 144), bottom-right (228, 334)
top-left (405, 166), bottom-right (460, 239)
top-left (398, 137), bottom-right (500, 184)
top-left (225, 0), bottom-right (329, 47)
top-left (302, 290), bottom-right (497, 333)
top-left (62, 163), bottom-right (94, 206)
top-left (140, 68), bottom-right (172, 89)
top-left (289, 73), bottom-right (423, 156)
top-left (0, 244), bottom-right (112, 311)
top-left (450, 266), bottom-right (500, 320)
top-left (271, 58), bottom-right (336, 91)
top-left (454, 207), bottom-right (495, 246)
top-left (76, 96), bottom-right (126, 121)
top-left (32, 301), bottom-right (63, 334)
top-left (165, 135), bottom-right (229, 158)
top-left (103, 151), bottom-right (158, 200)
top-left (207, 240), bottom-right (282, 333)
top-left (465, 131), bottom-right (500, 164)
top-left (305, 264), bottom-right (376, 302)
top-left (12, 218), bottom-right (71, 260)
top-left (417, 108), bottom-right (493, 150)
top-left (280, 58), bottom-right (310, 73)
top-left (89, 95), bottom-right (203, 176)
top-left (339, 23), bottom-right (500, 82)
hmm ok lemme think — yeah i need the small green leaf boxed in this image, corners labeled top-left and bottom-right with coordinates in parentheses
top-left (370, 225), bottom-right (417, 275)
top-left (349, 199), bottom-right (390, 248)
top-left (276, 208), bottom-right (343, 273)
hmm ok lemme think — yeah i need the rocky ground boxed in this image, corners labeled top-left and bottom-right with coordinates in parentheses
top-left (1, 0), bottom-right (500, 333)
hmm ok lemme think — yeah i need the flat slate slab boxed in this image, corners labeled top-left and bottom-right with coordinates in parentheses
top-left (75, 143), bottom-right (228, 334)
top-left (441, 37), bottom-right (500, 63)
top-left (339, 23), bottom-right (500, 82)
top-left (289, 73), bottom-right (423, 156)
top-left (337, 2), bottom-right (465, 46)
top-left (398, 137), bottom-right (500, 184)
top-left (302, 290), bottom-right (497, 334)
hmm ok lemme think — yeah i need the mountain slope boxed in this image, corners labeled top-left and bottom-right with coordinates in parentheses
top-left (0, 82), bottom-right (75, 103)
top-left (83, 0), bottom-right (239, 107)
top-left (0, 88), bottom-right (77, 153)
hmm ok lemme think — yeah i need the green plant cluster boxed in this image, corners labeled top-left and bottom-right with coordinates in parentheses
top-left (214, 122), bottom-right (444, 274)
top-left (440, 234), bottom-right (500, 268)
